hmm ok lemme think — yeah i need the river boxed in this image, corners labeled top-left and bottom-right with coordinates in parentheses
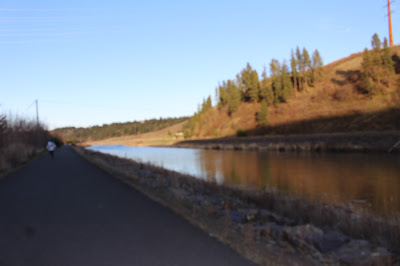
top-left (87, 145), bottom-right (400, 215)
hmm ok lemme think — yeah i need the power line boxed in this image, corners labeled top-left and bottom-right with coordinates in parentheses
top-left (25, 100), bottom-right (36, 112)
top-left (39, 99), bottom-right (155, 111)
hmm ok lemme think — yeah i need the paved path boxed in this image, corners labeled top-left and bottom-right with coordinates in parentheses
top-left (0, 146), bottom-right (254, 266)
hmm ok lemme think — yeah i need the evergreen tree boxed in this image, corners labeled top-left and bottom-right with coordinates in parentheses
top-left (218, 82), bottom-right (228, 107)
top-left (261, 65), bottom-right (268, 80)
top-left (270, 59), bottom-right (283, 104)
top-left (371, 33), bottom-right (381, 51)
top-left (260, 65), bottom-right (274, 105)
top-left (281, 61), bottom-right (293, 101)
top-left (361, 48), bottom-right (374, 96)
top-left (311, 49), bottom-right (324, 83)
top-left (257, 99), bottom-right (269, 125)
top-left (296, 46), bottom-right (304, 91)
top-left (382, 37), bottom-right (395, 88)
top-left (302, 47), bottom-right (311, 88)
top-left (227, 80), bottom-right (241, 115)
top-left (236, 73), bottom-right (245, 101)
top-left (206, 95), bottom-right (212, 109)
top-left (241, 63), bottom-right (260, 102)
top-left (290, 50), bottom-right (299, 92)
top-left (370, 34), bottom-right (383, 89)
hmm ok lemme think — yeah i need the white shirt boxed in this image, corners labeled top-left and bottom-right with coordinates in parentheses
top-left (46, 141), bottom-right (56, 151)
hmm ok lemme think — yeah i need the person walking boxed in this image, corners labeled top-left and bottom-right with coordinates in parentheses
top-left (46, 141), bottom-right (56, 160)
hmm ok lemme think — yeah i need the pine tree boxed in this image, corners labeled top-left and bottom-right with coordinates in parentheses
top-left (382, 37), bottom-right (395, 88)
top-left (270, 59), bottom-right (283, 104)
top-left (260, 65), bottom-right (274, 105)
top-left (361, 48), bottom-right (374, 96)
top-left (370, 34), bottom-right (384, 90)
top-left (302, 47), bottom-right (311, 89)
top-left (261, 65), bottom-right (268, 80)
top-left (206, 95), bottom-right (212, 109)
top-left (281, 61), bottom-right (293, 101)
top-left (236, 73), bottom-right (245, 101)
top-left (241, 63), bottom-right (260, 102)
top-left (296, 47), bottom-right (304, 91)
top-left (227, 80), bottom-right (241, 115)
top-left (290, 50), bottom-right (299, 92)
top-left (257, 99), bottom-right (269, 125)
top-left (371, 33), bottom-right (381, 51)
top-left (311, 49), bottom-right (324, 83)
top-left (218, 82), bottom-right (228, 108)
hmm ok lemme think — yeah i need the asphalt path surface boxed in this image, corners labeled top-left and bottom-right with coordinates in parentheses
top-left (0, 146), bottom-right (255, 266)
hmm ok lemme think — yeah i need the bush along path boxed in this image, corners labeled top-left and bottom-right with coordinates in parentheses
top-left (74, 146), bottom-right (399, 265)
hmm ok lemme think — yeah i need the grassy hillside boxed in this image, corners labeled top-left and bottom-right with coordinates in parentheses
top-left (187, 45), bottom-right (400, 138)
top-left (53, 117), bottom-right (189, 143)
top-left (84, 120), bottom-right (188, 147)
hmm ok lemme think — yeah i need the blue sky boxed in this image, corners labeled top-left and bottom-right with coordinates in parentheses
top-left (1, 0), bottom-right (398, 129)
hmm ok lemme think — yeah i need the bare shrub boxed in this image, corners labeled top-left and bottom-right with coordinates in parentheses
top-left (332, 87), bottom-right (354, 101)
top-left (0, 113), bottom-right (48, 173)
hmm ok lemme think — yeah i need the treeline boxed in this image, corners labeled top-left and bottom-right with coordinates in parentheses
top-left (362, 33), bottom-right (396, 96)
top-left (0, 113), bottom-right (48, 172)
top-left (216, 46), bottom-right (323, 113)
top-left (53, 117), bottom-right (189, 142)
top-left (184, 46), bottom-right (323, 137)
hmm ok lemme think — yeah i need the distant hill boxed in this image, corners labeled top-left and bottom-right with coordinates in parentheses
top-left (53, 117), bottom-right (189, 143)
top-left (185, 45), bottom-right (400, 138)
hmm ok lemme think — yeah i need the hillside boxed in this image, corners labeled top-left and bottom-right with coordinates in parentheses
top-left (187, 45), bottom-right (400, 139)
top-left (53, 117), bottom-right (189, 143)
top-left (84, 120), bottom-right (188, 147)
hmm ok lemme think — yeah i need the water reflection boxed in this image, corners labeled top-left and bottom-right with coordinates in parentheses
top-left (87, 145), bottom-right (400, 214)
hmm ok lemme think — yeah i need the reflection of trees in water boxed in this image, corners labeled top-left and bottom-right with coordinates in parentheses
top-left (266, 154), bottom-right (400, 214)
top-left (198, 150), bottom-right (400, 214)
top-left (198, 150), bottom-right (272, 188)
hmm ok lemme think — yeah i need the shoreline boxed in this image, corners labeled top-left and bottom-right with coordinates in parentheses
top-left (174, 131), bottom-right (400, 153)
top-left (73, 145), bottom-right (399, 265)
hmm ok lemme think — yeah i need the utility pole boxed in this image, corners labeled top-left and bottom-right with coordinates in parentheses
top-left (35, 99), bottom-right (39, 128)
top-left (388, 0), bottom-right (394, 46)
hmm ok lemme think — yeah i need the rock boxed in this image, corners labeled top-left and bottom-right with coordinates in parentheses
top-left (259, 209), bottom-right (270, 218)
top-left (314, 229), bottom-right (350, 253)
top-left (252, 225), bottom-right (268, 236)
top-left (331, 240), bottom-right (396, 265)
top-left (283, 224), bottom-right (323, 249)
top-left (266, 223), bottom-right (284, 239)
top-left (217, 210), bottom-right (247, 223)
top-left (229, 211), bottom-right (246, 223)
top-left (239, 209), bottom-right (258, 222)
top-left (256, 209), bottom-right (295, 225)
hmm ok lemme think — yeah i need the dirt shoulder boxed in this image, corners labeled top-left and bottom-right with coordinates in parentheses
top-left (73, 146), bottom-right (399, 265)
top-left (175, 131), bottom-right (400, 153)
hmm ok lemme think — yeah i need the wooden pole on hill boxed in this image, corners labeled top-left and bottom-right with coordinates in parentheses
top-left (388, 0), bottom-right (394, 46)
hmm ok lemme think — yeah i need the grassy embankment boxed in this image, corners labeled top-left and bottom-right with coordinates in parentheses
top-left (0, 114), bottom-right (50, 178)
top-left (73, 145), bottom-right (399, 265)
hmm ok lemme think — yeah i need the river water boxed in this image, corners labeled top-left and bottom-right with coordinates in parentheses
top-left (87, 145), bottom-right (400, 215)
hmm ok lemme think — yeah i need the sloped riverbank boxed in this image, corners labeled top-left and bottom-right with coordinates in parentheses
top-left (73, 146), bottom-right (399, 265)
top-left (175, 131), bottom-right (400, 153)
